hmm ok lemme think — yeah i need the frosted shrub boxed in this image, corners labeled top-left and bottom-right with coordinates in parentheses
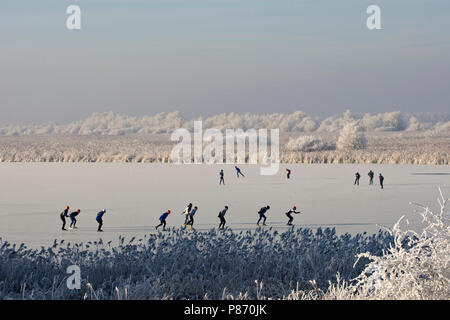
top-left (325, 188), bottom-right (450, 300)
top-left (285, 136), bottom-right (335, 152)
top-left (336, 122), bottom-right (367, 150)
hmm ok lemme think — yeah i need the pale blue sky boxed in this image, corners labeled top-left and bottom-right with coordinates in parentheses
top-left (1, 0), bottom-right (449, 124)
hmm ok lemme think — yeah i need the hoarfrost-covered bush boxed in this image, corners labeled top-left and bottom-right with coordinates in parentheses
top-left (285, 136), bottom-right (335, 152)
top-left (337, 122), bottom-right (367, 150)
top-left (324, 189), bottom-right (450, 300)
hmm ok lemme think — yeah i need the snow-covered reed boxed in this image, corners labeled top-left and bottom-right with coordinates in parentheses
top-left (322, 188), bottom-right (450, 300)
top-left (0, 132), bottom-right (448, 164)
top-left (0, 227), bottom-right (393, 300)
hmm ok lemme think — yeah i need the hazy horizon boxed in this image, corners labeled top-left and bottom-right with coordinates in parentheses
top-left (1, 0), bottom-right (449, 125)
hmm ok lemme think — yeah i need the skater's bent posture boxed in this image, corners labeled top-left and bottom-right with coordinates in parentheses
top-left (182, 203), bottom-right (193, 227)
top-left (156, 210), bottom-right (171, 231)
top-left (354, 172), bottom-right (360, 185)
top-left (285, 206), bottom-right (301, 225)
top-left (219, 169), bottom-right (225, 185)
top-left (235, 166), bottom-right (245, 178)
top-left (379, 173), bottom-right (384, 189)
top-left (218, 206), bottom-right (228, 230)
top-left (96, 209), bottom-right (106, 232)
top-left (368, 170), bottom-right (374, 185)
top-left (60, 205), bottom-right (70, 230)
top-left (69, 209), bottom-right (81, 229)
top-left (286, 169), bottom-right (291, 179)
top-left (187, 206), bottom-right (198, 230)
top-left (257, 205), bottom-right (270, 226)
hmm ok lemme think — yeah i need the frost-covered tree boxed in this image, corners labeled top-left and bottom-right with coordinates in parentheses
top-left (336, 122), bottom-right (367, 150)
top-left (285, 136), bottom-right (335, 152)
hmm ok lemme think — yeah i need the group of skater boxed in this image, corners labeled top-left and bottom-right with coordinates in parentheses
top-left (59, 206), bottom-right (106, 232)
top-left (58, 167), bottom-right (386, 233)
top-left (154, 203), bottom-right (302, 231)
top-left (354, 170), bottom-right (385, 189)
top-left (219, 166), bottom-right (292, 185)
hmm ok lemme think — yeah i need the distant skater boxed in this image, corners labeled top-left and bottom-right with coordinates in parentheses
top-left (235, 166), bottom-right (245, 178)
top-left (285, 206), bottom-right (301, 225)
top-left (182, 203), bottom-right (193, 227)
top-left (368, 170), bottom-right (374, 185)
top-left (379, 173), bottom-right (384, 189)
top-left (257, 205), bottom-right (270, 226)
top-left (286, 169), bottom-right (291, 179)
top-left (60, 205), bottom-right (70, 231)
top-left (354, 172), bottom-right (360, 185)
top-left (69, 209), bottom-right (81, 229)
top-left (156, 210), bottom-right (171, 231)
top-left (187, 206), bottom-right (198, 230)
top-left (219, 169), bottom-right (225, 185)
top-left (218, 206), bottom-right (229, 230)
top-left (96, 209), bottom-right (106, 232)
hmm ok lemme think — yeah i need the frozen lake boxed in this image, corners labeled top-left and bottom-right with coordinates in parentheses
top-left (0, 163), bottom-right (449, 248)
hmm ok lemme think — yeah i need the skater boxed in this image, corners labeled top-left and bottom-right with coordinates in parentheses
top-left (156, 210), bottom-right (171, 231)
top-left (60, 205), bottom-right (70, 230)
top-left (96, 209), bottom-right (106, 232)
top-left (257, 205), bottom-right (270, 226)
top-left (379, 173), bottom-right (384, 189)
top-left (286, 169), bottom-right (291, 179)
top-left (181, 203), bottom-right (193, 227)
top-left (368, 170), bottom-right (374, 185)
top-left (187, 206), bottom-right (198, 230)
top-left (218, 206), bottom-right (229, 230)
top-left (69, 209), bottom-right (81, 229)
top-left (285, 206), bottom-right (301, 225)
top-left (219, 169), bottom-right (225, 185)
top-left (354, 172), bottom-right (360, 185)
top-left (235, 166), bottom-right (245, 178)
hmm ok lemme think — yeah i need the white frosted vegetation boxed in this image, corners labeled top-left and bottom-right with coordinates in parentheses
top-left (1, 110), bottom-right (449, 136)
top-left (323, 189), bottom-right (450, 300)
top-left (285, 136), bottom-right (335, 152)
top-left (336, 122), bottom-right (367, 151)
top-left (0, 110), bottom-right (448, 165)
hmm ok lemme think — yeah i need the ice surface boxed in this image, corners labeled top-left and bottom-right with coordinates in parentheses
top-left (0, 163), bottom-right (448, 248)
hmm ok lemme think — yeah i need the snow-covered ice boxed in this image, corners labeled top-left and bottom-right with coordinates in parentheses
top-left (0, 163), bottom-right (448, 248)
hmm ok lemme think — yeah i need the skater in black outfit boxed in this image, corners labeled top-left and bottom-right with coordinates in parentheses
top-left (354, 172), bottom-right (360, 185)
top-left (96, 209), bottom-right (106, 232)
top-left (187, 206), bottom-right (198, 230)
top-left (379, 173), bottom-right (384, 189)
top-left (235, 166), bottom-right (245, 178)
top-left (60, 205), bottom-right (70, 230)
top-left (218, 206), bottom-right (228, 230)
top-left (69, 209), bottom-right (81, 229)
top-left (156, 210), bottom-right (171, 231)
top-left (285, 206), bottom-right (301, 225)
top-left (286, 169), bottom-right (291, 179)
top-left (257, 205), bottom-right (270, 226)
top-left (219, 169), bottom-right (225, 185)
top-left (368, 170), bottom-right (374, 185)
